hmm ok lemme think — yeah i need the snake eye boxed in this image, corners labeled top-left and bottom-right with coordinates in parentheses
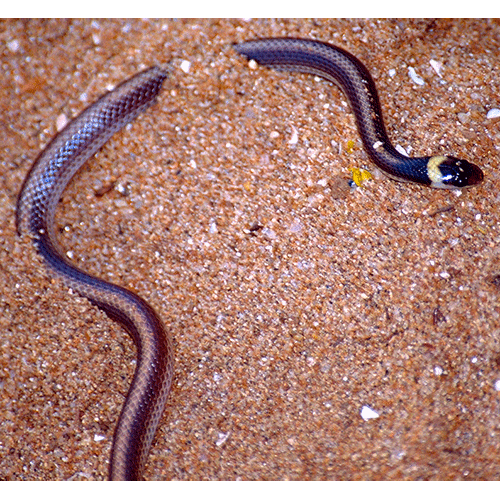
top-left (437, 156), bottom-right (484, 188)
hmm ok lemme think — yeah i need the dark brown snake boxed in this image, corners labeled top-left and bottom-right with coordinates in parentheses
top-left (234, 38), bottom-right (483, 187)
top-left (16, 38), bottom-right (483, 481)
top-left (16, 67), bottom-right (172, 480)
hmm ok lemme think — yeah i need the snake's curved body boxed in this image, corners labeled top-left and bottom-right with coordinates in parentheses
top-left (16, 67), bottom-right (173, 480)
top-left (234, 38), bottom-right (483, 188)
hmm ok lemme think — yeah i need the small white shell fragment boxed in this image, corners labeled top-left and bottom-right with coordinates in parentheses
top-left (495, 380), bottom-right (500, 392)
top-left (360, 405), bottom-right (380, 421)
top-left (215, 431), bottom-right (230, 447)
top-left (94, 434), bottom-right (106, 442)
top-left (395, 144), bottom-right (410, 157)
top-left (56, 113), bottom-right (69, 131)
top-left (7, 39), bottom-right (20, 52)
top-left (288, 126), bottom-right (299, 145)
top-left (429, 59), bottom-right (443, 77)
top-left (486, 108), bottom-right (500, 119)
top-left (248, 59), bottom-right (258, 70)
top-left (408, 66), bottom-right (425, 86)
top-left (434, 366), bottom-right (443, 376)
top-left (180, 60), bottom-right (191, 73)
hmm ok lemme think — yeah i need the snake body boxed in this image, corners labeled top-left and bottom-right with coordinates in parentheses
top-left (16, 67), bottom-right (173, 480)
top-left (234, 38), bottom-right (483, 188)
top-left (16, 38), bottom-right (483, 481)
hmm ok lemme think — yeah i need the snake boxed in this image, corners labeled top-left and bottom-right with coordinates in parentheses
top-left (15, 38), bottom-right (483, 481)
top-left (16, 66), bottom-right (173, 480)
top-left (233, 37), bottom-right (484, 188)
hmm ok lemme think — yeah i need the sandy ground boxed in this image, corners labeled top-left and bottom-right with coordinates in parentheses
top-left (1, 18), bottom-right (500, 480)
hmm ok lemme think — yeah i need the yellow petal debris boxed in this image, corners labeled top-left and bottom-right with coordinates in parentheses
top-left (350, 167), bottom-right (373, 187)
top-left (346, 140), bottom-right (355, 154)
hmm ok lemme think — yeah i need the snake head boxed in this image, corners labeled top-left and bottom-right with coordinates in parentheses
top-left (428, 155), bottom-right (484, 188)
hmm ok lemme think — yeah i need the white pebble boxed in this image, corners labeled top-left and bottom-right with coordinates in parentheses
top-left (288, 126), bottom-right (299, 145)
top-left (395, 144), bottom-right (410, 157)
top-left (495, 380), bottom-right (500, 391)
top-left (360, 405), bottom-right (380, 421)
top-left (429, 59), bottom-right (443, 77)
top-left (56, 113), bottom-right (68, 131)
top-left (434, 366), bottom-right (443, 376)
top-left (486, 108), bottom-right (500, 119)
top-left (408, 66), bottom-right (425, 86)
top-left (7, 39), bottom-right (20, 52)
top-left (215, 432), bottom-right (230, 447)
top-left (180, 60), bottom-right (191, 73)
